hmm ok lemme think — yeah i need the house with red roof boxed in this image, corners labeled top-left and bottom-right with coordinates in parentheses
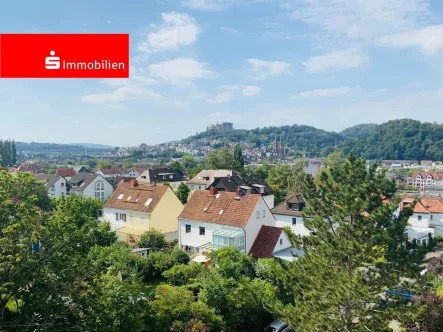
top-left (401, 197), bottom-right (443, 245)
top-left (249, 225), bottom-right (302, 262)
top-left (178, 187), bottom-right (276, 254)
top-left (56, 168), bottom-right (76, 180)
top-left (17, 163), bottom-right (41, 174)
top-left (409, 172), bottom-right (443, 189)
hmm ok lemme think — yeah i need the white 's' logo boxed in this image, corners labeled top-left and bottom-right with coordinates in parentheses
top-left (45, 51), bottom-right (60, 70)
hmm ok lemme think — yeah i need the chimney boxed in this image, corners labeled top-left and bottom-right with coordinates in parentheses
top-left (235, 188), bottom-right (241, 199)
top-left (130, 179), bottom-right (138, 188)
top-left (209, 187), bottom-right (218, 196)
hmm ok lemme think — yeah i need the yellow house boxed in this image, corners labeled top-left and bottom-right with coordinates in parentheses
top-left (103, 179), bottom-right (184, 244)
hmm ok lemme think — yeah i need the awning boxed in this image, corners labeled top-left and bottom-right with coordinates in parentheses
top-left (213, 228), bottom-right (243, 237)
top-left (116, 227), bottom-right (147, 236)
top-left (180, 238), bottom-right (211, 248)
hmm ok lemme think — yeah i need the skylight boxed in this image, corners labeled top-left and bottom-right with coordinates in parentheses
top-left (127, 196), bottom-right (132, 201)
top-left (145, 198), bottom-right (153, 207)
top-left (117, 194), bottom-right (124, 200)
top-left (219, 210), bottom-right (224, 215)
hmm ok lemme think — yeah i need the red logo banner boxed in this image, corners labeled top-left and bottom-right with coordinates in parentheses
top-left (0, 34), bottom-right (129, 78)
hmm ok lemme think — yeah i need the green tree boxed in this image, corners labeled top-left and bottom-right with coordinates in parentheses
top-left (205, 147), bottom-right (233, 170)
top-left (137, 229), bottom-right (166, 249)
top-left (181, 155), bottom-right (197, 169)
top-left (270, 155), bottom-right (423, 331)
top-left (96, 160), bottom-right (113, 169)
top-left (233, 144), bottom-right (245, 172)
top-left (176, 182), bottom-right (190, 204)
top-left (170, 160), bottom-right (185, 174)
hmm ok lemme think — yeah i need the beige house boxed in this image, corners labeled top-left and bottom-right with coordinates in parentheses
top-left (103, 179), bottom-right (184, 244)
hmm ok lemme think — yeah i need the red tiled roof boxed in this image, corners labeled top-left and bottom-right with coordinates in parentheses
top-left (104, 182), bottom-right (169, 213)
top-left (17, 163), bottom-right (41, 173)
top-left (249, 225), bottom-right (283, 258)
top-left (99, 167), bottom-right (126, 175)
top-left (178, 190), bottom-right (261, 228)
top-left (413, 172), bottom-right (443, 180)
top-left (401, 197), bottom-right (443, 214)
top-left (56, 168), bottom-right (76, 177)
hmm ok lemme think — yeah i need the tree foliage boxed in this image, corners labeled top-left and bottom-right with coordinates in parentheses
top-left (270, 155), bottom-right (424, 331)
top-left (205, 146), bottom-right (234, 170)
top-left (0, 139), bottom-right (16, 166)
top-left (176, 182), bottom-right (191, 204)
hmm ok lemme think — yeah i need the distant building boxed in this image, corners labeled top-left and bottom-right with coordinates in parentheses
top-left (56, 168), bottom-right (76, 180)
top-left (408, 172), bottom-right (443, 189)
top-left (187, 169), bottom-right (239, 192)
top-left (206, 122), bottom-right (234, 133)
top-left (272, 134), bottom-right (285, 157)
top-left (69, 173), bottom-right (113, 200)
top-left (137, 166), bottom-right (186, 191)
top-left (208, 173), bottom-right (275, 208)
top-left (17, 163), bottom-right (41, 174)
top-left (35, 174), bottom-right (68, 199)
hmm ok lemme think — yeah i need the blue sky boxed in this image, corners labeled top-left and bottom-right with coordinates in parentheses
top-left (1, 0), bottom-right (443, 146)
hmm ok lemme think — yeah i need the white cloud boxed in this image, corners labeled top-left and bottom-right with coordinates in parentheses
top-left (81, 87), bottom-right (162, 103)
top-left (286, 0), bottom-right (430, 41)
top-left (104, 66), bottom-right (157, 87)
top-left (138, 12), bottom-right (200, 54)
top-left (378, 25), bottom-right (443, 55)
top-left (247, 58), bottom-right (291, 80)
top-left (207, 91), bottom-right (233, 103)
top-left (292, 87), bottom-right (351, 99)
top-left (303, 49), bottom-right (368, 73)
top-left (242, 85), bottom-right (262, 96)
top-left (182, 0), bottom-right (261, 11)
top-left (149, 58), bottom-right (215, 86)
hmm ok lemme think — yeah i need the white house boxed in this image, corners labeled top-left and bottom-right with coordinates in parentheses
top-left (271, 194), bottom-right (311, 237)
top-left (69, 173), bottom-right (113, 200)
top-left (35, 174), bottom-right (68, 199)
top-left (401, 197), bottom-right (443, 245)
top-left (178, 187), bottom-right (276, 254)
top-left (408, 172), bottom-right (443, 189)
top-left (97, 167), bottom-right (128, 178)
top-left (249, 225), bottom-right (303, 262)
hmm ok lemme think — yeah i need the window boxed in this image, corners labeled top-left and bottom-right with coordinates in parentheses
top-left (199, 227), bottom-right (205, 236)
top-left (120, 214), bottom-right (126, 222)
top-left (169, 175), bottom-right (174, 179)
top-left (431, 215), bottom-right (434, 220)
top-left (140, 217), bottom-right (146, 225)
top-left (95, 192), bottom-right (100, 198)
top-left (280, 239), bottom-right (283, 245)
top-left (418, 215), bottom-right (422, 221)
top-left (129, 215), bottom-right (134, 223)
top-left (141, 176), bottom-right (146, 179)
top-left (292, 218), bottom-right (297, 225)
top-left (186, 224), bottom-right (191, 233)
top-left (256, 211), bottom-right (260, 219)
top-left (261, 210), bottom-right (265, 218)
top-left (51, 185), bottom-right (55, 192)
top-left (115, 212), bottom-right (118, 221)
top-left (61, 183), bottom-right (64, 187)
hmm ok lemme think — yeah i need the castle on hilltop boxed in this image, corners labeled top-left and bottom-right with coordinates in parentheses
top-left (206, 122), bottom-right (234, 133)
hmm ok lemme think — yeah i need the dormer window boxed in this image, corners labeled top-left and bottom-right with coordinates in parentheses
top-left (287, 203), bottom-right (299, 211)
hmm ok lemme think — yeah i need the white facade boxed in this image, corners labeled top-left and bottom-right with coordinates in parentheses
top-left (73, 175), bottom-right (113, 200)
top-left (272, 231), bottom-right (293, 254)
top-left (127, 169), bottom-right (141, 178)
top-left (97, 170), bottom-right (128, 178)
top-left (263, 194), bottom-right (275, 209)
top-left (406, 212), bottom-right (443, 242)
top-left (48, 177), bottom-right (68, 199)
top-left (178, 196), bottom-right (276, 253)
top-left (273, 214), bottom-right (311, 237)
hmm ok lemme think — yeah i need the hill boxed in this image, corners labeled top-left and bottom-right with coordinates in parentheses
top-left (182, 125), bottom-right (344, 157)
top-left (340, 119), bottom-right (443, 160)
top-left (68, 143), bottom-right (114, 150)
top-left (16, 142), bottom-right (112, 154)
top-left (339, 123), bottom-right (378, 140)
top-left (181, 119), bottom-right (443, 160)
